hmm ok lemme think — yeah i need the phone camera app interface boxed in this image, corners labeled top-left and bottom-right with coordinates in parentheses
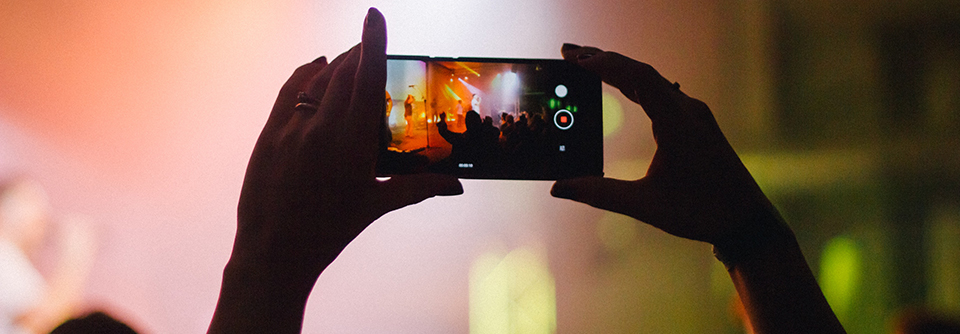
top-left (377, 56), bottom-right (602, 180)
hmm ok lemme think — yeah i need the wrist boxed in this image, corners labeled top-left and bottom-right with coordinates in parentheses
top-left (717, 210), bottom-right (845, 333)
top-left (712, 205), bottom-right (796, 271)
top-left (209, 258), bottom-right (318, 333)
top-left (230, 213), bottom-right (344, 286)
top-left (222, 256), bottom-right (317, 293)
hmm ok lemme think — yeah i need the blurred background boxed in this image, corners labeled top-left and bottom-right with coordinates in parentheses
top-left (1, 0), bottom-right (958, 333)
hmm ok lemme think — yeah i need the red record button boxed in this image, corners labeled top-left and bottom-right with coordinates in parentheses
top-left (554, 109), bottom-right (573, 130)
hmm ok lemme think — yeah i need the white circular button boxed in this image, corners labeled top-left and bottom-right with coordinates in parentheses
top-left (555, 84), bottom-right (568, 98)
top-left (554, 109), bottom-right (573, 130)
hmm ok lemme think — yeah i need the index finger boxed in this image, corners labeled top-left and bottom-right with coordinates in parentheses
top-left (346, 8), bottom-right (388, 170)
top-left (560, 44), bottom-right (676, 122)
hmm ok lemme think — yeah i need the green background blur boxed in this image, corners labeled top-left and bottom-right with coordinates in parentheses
top-left (596, 0), bottom-right (960, 332)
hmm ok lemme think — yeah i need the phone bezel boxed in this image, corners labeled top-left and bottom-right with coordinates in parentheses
top-left (377, 55), bottom-right (603, 180)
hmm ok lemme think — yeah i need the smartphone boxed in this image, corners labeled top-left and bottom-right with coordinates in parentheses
top-left (376, 55), bottom-right (602, 180)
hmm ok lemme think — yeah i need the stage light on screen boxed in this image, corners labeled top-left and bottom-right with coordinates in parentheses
top-left (458, 78), bottom-right (483, 96)
top-left (504, 72), bottom-right (519, 89)
top-left (555, 84), bottom-right (568, 98)
top-left (456, 62), bottom-right (481, 77)
top-left (444, 85), bottom-right (462, 102)
top-left (502, 72), bottom-right (520, 103)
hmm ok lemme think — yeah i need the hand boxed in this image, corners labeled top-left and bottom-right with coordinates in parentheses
top-left (230, 8), bottom-right (461, 286)
top-left (551, 44), bottom-right (787, 251)
top-left (212, 11), bottom-right (461, 332)
top-left (550, 44), bottom-right (844, 334)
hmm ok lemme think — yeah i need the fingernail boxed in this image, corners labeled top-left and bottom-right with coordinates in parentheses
top-left (562, 43), bottom-right (581, 51)
top-left (365, 8), bottom-right (378, 28)
top-left (577, 52), bottom-right (595, 61)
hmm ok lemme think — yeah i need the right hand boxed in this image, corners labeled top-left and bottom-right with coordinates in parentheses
top-left (551, 44), bottom-right (787, 249)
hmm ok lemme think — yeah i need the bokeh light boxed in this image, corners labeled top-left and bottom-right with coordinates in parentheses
top-left (819, 236), bottom-right (862, 319)
top-left (602, 92), bottom-right (623, 138)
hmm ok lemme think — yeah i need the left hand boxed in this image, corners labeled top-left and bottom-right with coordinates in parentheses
top-left (230, 8), bottom-right (462, 285)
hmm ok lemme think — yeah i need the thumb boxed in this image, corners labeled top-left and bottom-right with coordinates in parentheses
top-left (376, 174), bottom-right (463, 214)
top-left (551, 177), bottom-right (650, 220)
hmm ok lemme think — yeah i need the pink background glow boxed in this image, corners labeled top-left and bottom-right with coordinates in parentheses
top-left (1, 0), bottom-right (723, 332)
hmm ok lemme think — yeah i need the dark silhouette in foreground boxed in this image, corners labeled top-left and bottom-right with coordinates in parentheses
top-left (50, 312), bottom-right (139, 334)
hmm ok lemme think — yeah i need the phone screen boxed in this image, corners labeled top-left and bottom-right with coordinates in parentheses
top-left (377, 55), bottom-right (602, 180)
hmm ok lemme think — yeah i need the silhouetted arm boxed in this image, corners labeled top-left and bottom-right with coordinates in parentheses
top-left (725, 222), bottom-right (843, 333)
top-left (551, 44), bottom-right (845, 334)
top-left (208, 9), bottom-right (461, 333)
top-left (436, 112), bottom-right (462, 146)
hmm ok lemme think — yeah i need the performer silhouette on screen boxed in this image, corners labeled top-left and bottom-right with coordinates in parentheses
top-left (470, 93), bottom-right (481, 119)
top-left (404, 94), bottom-right (415, 137)
top-left (455, 99), bottom-right (464, 129)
